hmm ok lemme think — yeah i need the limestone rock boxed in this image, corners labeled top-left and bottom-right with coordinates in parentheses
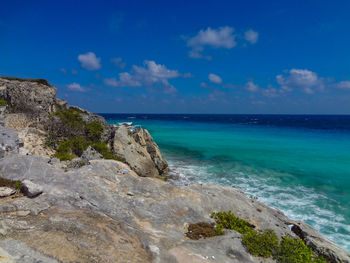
top-left (4, 113), bottom-right (33, 131)
top-left (18, 128), bottom-right (54, 158)
top-left (67, 158), bottom-right (87, 169)
top-left (113, 126), bottom-right (168, 177)
top-left (0, 78), bottom-right (57, 118)
top-left (0, 155), bottom-right (348, 262)
top-left (0, 187), bottom-right (16, 197)
top-left (0, 77), bottom-right (168, 181)
top-left (20, 180), bottom-right (43, 198)
top-left (81, 146), bottom-right (102, 163)
top-left (0, 125), bottom-right (20, 157)
top-left (134, 128), bottom-right (168, 173)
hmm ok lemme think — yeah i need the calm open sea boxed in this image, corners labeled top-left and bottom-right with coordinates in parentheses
top-left (102, 114), bottom-right (350, 251)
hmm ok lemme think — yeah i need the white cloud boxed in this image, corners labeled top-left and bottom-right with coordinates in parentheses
top-left (104, 60), bottom-right (180, 93)
top-left (336, 81), bottom-right (350, 90)
top-left (276, 69), bottom-right (324, 94)
top-left (262, 85), bottom-right (279, 97)
top-left (111, 57), bottom-right (126, 69)
top-left (78, 52), bottom-right (101, 71)
top-left (67, 82), bottom-right (86, 92)
top-left (245, 81), bottom-right (259, 92)
top-left (208, 73), bottom-right (222, 84)
top-left (244, 29), bottom-right (259, 44)
top-left (187, 26), bottom-right (236, 59)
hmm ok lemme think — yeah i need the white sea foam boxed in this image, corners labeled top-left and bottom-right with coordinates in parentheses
top-left (166, 158), bottom-right (350, 252)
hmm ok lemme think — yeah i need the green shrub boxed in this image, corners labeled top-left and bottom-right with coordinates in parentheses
top-left (91, 141), bottom-right (115, 160)
top-left (209, 211), bottom-right (327, 262)
top-left (13, 181), bottom-right (21, 190)
top-left (55, 137), bottom-right (89, 161)
top-left (70, 137), bottom-right (89, 156)
top-left (116, 156), bottom-right (126, 163)
top-left (52, 108), bottom-right (85, 128)
top-left (277, 236), bottom-right (314, 263)
top-left (0, 99), bottom-right (7, 106)
top-left (214, 223), bottom-right (225, 235)
top-left (313, 256), bottom-right (327, 263)
top-left (242, 229), bottom-right (279, 258)
top-left (211, 211), bottom-right (254, 234)
top-left (55, 150), bottom-right (75, 161)
top-left (86, 121), bottom-right (104, 141)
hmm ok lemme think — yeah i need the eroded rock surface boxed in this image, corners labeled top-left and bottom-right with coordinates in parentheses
top-left (114, 126), bottom-right (168, 178)
top-left (0, 77), bottom-right (168, 177)
top-left (0, 125), bottom-right (20, 158)
top-left (0, 156), bottom-right (349, 262)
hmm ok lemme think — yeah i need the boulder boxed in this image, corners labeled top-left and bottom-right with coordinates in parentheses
top-left (0, 187), bottom-right (16, 197)
top-left (20, 179), bottom-right (43, 198)
top-left (113, 126), bottom-right (168, 177)
top-left (133, 128), bottom-right (168, 173)
top-left (81, 146), bottom-right (102, 163)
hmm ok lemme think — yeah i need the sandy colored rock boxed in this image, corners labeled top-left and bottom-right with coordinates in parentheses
top-left (114, 126), bottom-right (168, 177)
top-left (18, 128), bottom-right (54, 157)
top-left (0, 155), bottom-right (348, 262)
top-left (0, 187), bottom-right (15, 198)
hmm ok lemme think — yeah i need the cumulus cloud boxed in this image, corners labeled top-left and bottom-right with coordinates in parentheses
top-left (78, 52), bottom-right (101, 71)
top-left (187, 26), bottom-right (236, 59)
top-left (244, 29), bottom-right (259, 44)
top-left (104, 60), bottom-right (180, 93)
top-left (336, 81), bottom-right (350, 90)
top-left (67, 82), bottom-right (86, 92)
top-left (111, 57), bottom-right (126, 69)
top-left (262, 85), bottom-right (280, 97)
top-left (245, 81), bottom-right (259, 92)
top-left (276, 69), bottom-right (324, 94)
top-left (208, 73), bottom-right (222, 84)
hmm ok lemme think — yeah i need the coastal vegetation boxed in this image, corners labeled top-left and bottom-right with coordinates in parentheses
top-left (185, 222), bottom-right (224, 239)
top-left (48, 108), bottom-right (115, 161)
top-left (0, 76), bottom-right (51, 86)
top-left (0, 98), bottom-right (7, 106)
top-left (186, 211), bottom-right (327, 263)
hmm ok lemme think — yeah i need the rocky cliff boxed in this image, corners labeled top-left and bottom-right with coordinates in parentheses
top-left (0, 77), bottom-right (168, 177)
top-left (0, 77), bottom-right (349, 263)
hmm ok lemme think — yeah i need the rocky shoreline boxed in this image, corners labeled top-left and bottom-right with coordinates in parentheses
top-left (0, 77), bottom-right (349, 263)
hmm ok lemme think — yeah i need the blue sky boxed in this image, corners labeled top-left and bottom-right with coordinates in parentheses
top-left (1, 0), bottom-right (350, 114)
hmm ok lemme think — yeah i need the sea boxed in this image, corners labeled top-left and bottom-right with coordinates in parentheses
top-left (102, 114), bottom-right (350, 252)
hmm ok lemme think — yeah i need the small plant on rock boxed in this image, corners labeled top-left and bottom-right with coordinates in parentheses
top-left (186, 222), bottom-right (224, 240)
top-left (86, 121), bottom-right (104, 141)
top-left (211, 211), bottom-right (255, 234)
top-left (242, 229), bottom-right (279, 258)
top-left (0, 98), bottom-right (7, 106)
top-left (90, 141), bottom-right (116, 160)
top-left (277, 236), bottom-right (325, 263)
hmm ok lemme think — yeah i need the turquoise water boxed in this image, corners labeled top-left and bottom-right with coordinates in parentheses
top-left (104, 114), bottom-right (350, 251)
